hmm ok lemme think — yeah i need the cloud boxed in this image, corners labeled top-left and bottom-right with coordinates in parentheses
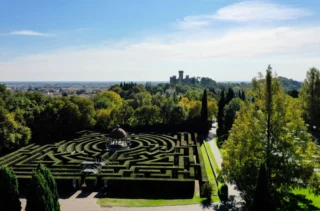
top-left (1, 26), bottom-right (320, 81)
top-left (3, 30), bottom-right (51, 36)
top-left (177, 1), bottom-right (312, 29)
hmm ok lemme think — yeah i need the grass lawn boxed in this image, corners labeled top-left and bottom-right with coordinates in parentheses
top-left (204, 141), bottom-right (221, 173)
top-left (97, 194), bottom-right (220, 207)
top-left (200, 144), bottom-right (218, 195)
top-left (292, 189), bottom-right (320, 208)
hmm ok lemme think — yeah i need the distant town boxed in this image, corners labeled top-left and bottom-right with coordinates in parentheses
top-left (0, 81), bottom-right (164, 98)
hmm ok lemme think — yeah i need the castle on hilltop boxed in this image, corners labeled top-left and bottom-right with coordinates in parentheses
top-left (170, 70), bottom-right (193, 84)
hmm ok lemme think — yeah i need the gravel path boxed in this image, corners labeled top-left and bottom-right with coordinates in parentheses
top-left (20, 191), bottom-right (211, 211)
top-left (207, 122), bottom-right (243, 208)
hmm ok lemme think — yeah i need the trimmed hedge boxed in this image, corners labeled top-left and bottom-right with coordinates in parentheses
top-left (105, 178), bottom-right (194, 199)
top-left (218, 183), bottom-right (229, 202)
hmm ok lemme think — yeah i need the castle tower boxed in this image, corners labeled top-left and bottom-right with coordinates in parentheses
top-left (178, 70), bottom-right (184, 83)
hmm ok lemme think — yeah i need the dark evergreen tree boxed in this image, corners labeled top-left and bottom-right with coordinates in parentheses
top-left (287, 89), bottom-right (299, 98)
top-left (0, 166), bottom-right (21, 211)
top-left (241, 90), bottom-right (246, 101)
top-left (217, 90), bottom-right (226, 145)
top-left (120, 82), bottom-right (123, 88)
top-left (201, 89), bottom-right (208, 132)
top-left (225, 88), bottom-right (235, 104)
top-left (26, 171), bottom-right (55, 211)
top-left (253, 163), bottom-right (275, 211)
top-left (37, 164), bottom-right (60, 211)
top-left (238, 90), bottom-right (241, 98)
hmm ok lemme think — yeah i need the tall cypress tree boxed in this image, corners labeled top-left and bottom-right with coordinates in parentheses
top-left (241, 90), bottom-right (246, 101)
top-left (0, 166), bottom-right (21, 211)
top-left (37, 164), bottom-right (60, 211)
top-left (26, 171), bottom-right (55, 211)
top-left (225, 88), bottom-right (235, 104)
top-left (217, 90), bottom-right (226, 145)
top-left (253, 163), bottom-right (275, 211)
top-left (201, 89), bottom-right (208, 132)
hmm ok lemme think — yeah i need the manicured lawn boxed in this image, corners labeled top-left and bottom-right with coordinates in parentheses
top-left (97, 194), bottom-right (220, 207)
top-left (292, 188), bottom-right (320, 208)
top-left (204, 141), bottom-right (221, 173)
top-left (200, 144), bottom-right (218, 194)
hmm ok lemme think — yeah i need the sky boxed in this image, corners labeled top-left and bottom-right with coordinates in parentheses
top-left (0, 0), bottom-right (320, 81)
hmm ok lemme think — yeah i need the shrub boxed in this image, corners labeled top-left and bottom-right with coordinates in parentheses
top-left (217, 172), bottom-right (225, 184)
top-left (201, 182), bottom-right (213, 199)
top-left (218, 183), bottom-right (228, 202)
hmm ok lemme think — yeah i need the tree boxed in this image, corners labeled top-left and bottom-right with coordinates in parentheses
top-left (300, 67), bottom-right (320, 132)
top-left (170, 106), bottom-right (187, 124)
top-left (37, 164), bottom-right (60, 211)
top-left (225, 88), bottom-right (235, 104)
top-left (0, 166), bottom-right (21, 211)
top-left (207, 100), bottom-right (218, 120)
top-left (253, 163), bottom-right (275, 211)
top-left (184, 90), bottom-right (200, 101)
top-left (95, 109), bottom-right (113, 130)
top-left (201, 182), bottom-right (213, 200)
top-left (201, 89), bottom-right (209, 132)
top-left (110, 102), bottom-right (134, 126)
top-left (223, 98), bottom-right (241, 141)
top-left (0, 107), bottom-right (31, 155)
top-left (93, 91), bottom-right (122, 109)
top-left (160, 98), bottom-right (175, 124)
top-left (132, 105), bottom-right (161, 125)
top-left (188, 101), bottom-right (201, 120)
top-left (222, 66), bottom-right (320, 209)
top-left (26, 171), bottom-right (55, 211)
top-left (217, 91), bottom-right (226, 146)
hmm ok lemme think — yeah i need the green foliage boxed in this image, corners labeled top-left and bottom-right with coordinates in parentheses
top-left (225, 88), bottom-right (235, 104)
top-left (300, 67), bottom-right (320, 132)
top-left (223, 98), bottom-right (241, 140)
top-left (201, 89), bottom-right (209, 132)
top-left (0, 106), bottom-right (31, 155)
top-left (0, 166), bottom-right (21, 211)
top-left (218, 183), bottom-right (228, 202)
top-left (222, 66), bottom-right (320, 209)
top-left (37, 164), bottom-right (60, 211)
top-left (93, 91), bottom-right (122, 109)
top-left (26, 171), bottom-right (55, 211)
top-left (253, 163), bottom-right (275, 211)
top-left (217, 90), bottom-right (226, 146)
top-left (132, 105), bottom-right (161, 125)
top-left (170, 105), bottom-right (187, 124)
top-left (201, 182), bottom-right (213, 200)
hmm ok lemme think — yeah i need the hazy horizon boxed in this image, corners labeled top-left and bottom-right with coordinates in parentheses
top-left (1, 0), bottom-right (320, 81)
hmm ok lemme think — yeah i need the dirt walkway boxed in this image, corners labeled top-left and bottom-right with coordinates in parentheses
top-left (20, 191), bottom-right (210, 211)
top-left (207, 122), bottom-right (243, 206)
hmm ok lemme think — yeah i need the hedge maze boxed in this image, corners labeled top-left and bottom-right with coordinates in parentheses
top-left (0, 131), bottom-right (208, 198)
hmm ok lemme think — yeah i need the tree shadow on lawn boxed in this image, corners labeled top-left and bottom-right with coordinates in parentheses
top-left (281, 193), bottom-right (320, 211)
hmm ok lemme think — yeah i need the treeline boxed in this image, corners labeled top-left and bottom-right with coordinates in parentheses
top-left (216, 88), bottom-right (245, 146)
top-left (0, 82), bottom-right (217, 155)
